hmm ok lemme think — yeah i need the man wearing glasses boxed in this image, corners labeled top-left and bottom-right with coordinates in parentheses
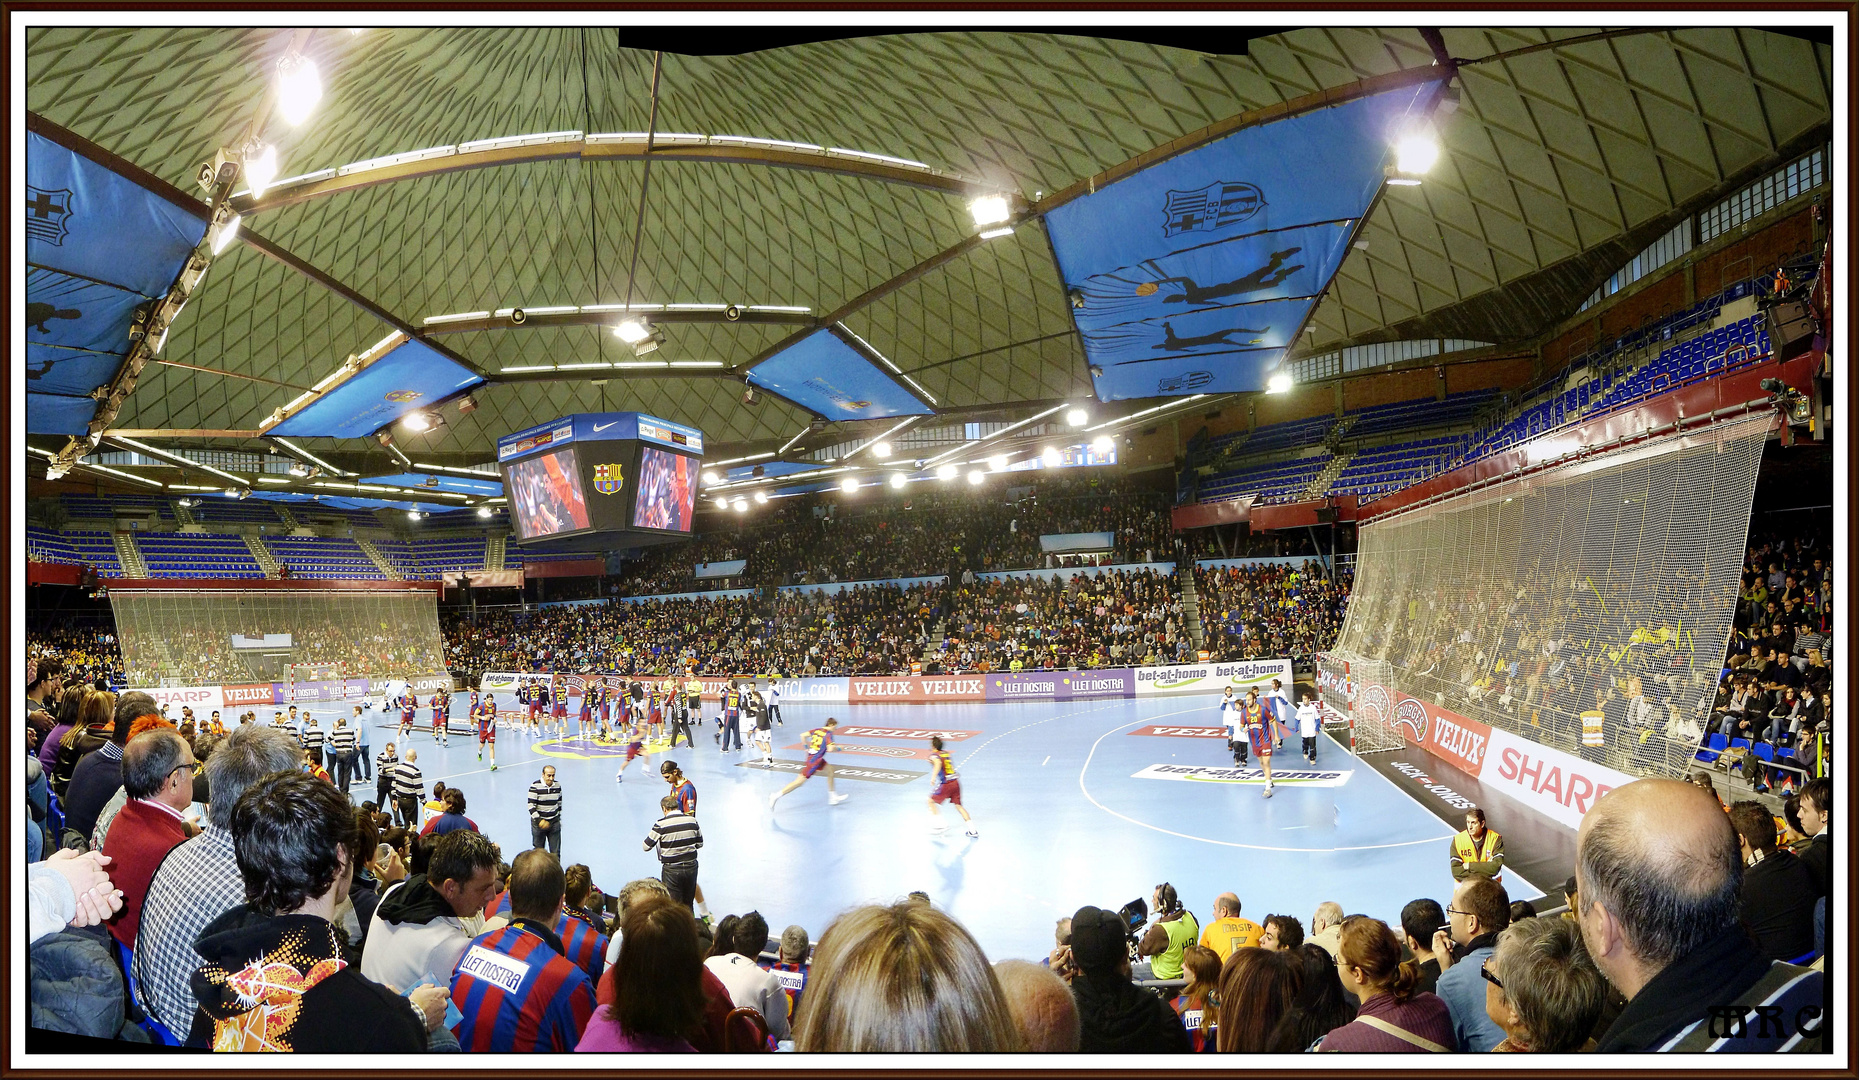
top-left (100, 728), bottom-right (199, 951)
top-left (1428, 876), bottom-right (1511, 1051)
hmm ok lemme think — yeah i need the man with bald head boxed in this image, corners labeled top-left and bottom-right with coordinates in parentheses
top-left (1198, 892), bottom-right (1262, 961)
top-left (994, 959), bottom-right (1080, 1051)
top-left (1577, 779), bottom-right (1823, 1052)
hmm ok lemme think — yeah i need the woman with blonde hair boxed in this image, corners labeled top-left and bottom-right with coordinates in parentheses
top-left (1317, 916), bottom-right (1454, 1052)
top-left (793, 901), bottom-right (1022, 1051)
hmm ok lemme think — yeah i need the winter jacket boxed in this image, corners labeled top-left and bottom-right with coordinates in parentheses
top-left (29, 928), bottom-right (125, 1039)
top-left (191, 905), bottom-right (425, 1052)
top-left (1071, 972), bottom-right (1192, 1053)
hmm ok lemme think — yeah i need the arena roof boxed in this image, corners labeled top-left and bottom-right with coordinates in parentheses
top-left (22, 23), bottom-right (1833, 488)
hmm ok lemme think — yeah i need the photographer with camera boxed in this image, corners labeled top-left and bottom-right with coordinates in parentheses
top-left (1132, 884), bottom-right (1198, 983)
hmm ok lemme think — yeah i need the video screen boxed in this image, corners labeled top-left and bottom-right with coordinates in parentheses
top-left (632, 445), bottom-right (699, 532)
top-left (507, 447), bottom-right (592, 539)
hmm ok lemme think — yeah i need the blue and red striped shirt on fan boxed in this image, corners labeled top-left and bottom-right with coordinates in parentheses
top-left (450, 920), bottom-right (596, 1053)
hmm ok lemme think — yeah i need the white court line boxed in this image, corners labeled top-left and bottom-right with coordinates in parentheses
top-left (1076, 714), bottom-right (1458, 854)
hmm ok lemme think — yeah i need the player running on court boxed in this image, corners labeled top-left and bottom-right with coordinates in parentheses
top-left (476, 692), bottom-right (498, 770)
top-left (658, 760), bottom-right (713, 919)
top-left (396, 685), bottom-right (418, 743)
top-left (926, 736), bottom-right (977, 837)
top-left (615, 713), bottom-right (650, 783)
top-left (430, 685), bottom-right (451, 747)
top-left (769, 718), bottom-right (848, 809)
top-left (1245, 687), bottom-right (1275, 797)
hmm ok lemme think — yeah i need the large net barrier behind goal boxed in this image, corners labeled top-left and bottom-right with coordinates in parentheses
top-left (109, 587), bottom-right (446, 688)
top-left (1331, 415), bottom-right (1770, 780)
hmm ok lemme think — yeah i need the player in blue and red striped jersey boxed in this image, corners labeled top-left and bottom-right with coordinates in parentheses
top-left (525, 679), bottom-right (544, 734)
top-left (476, 693), bottom-right (499, 770)
top-left (577, 679), bottom-right (596, 741)
top-left (549, 679), bottom-right (568, 737)
top-left (395, 685), bottom-right (418, 743)
top-left (430, 686), bottom-right (451, 747)
top-left (769, 718), bottom-right (846, 809)
top-left (1244, 688), bottom-right (1276, 798)
top-left (450, 850), bottom-right (596, 1053)
top-left (614, 713), bottom-right (649, 783)
top-left (595, 680), bottom-right (613, 736)
top-left (657, 760), bottom-right (713, 920)
top-left (925, 736), bottom-right (978, 837)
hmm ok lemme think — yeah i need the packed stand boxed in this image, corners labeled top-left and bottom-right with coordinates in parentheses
top-left (602, 475), bottom-right (1173, 597)
top-left (1195, 561), bottom-right (1353, 668)
top-left (939, 569), bottom-right (1187, 672)
top-left (441, 584), bottom-right (945, 679)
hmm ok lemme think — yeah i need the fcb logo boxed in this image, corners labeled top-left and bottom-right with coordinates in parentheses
top-left (26, 186), bottom-right (75, 246)
top-left (384, 389), bottom-right (424, 403)
top-left (592, 463), bottom-right (623, 495)
top-left (1162, 180), bottom-right (1264, 237)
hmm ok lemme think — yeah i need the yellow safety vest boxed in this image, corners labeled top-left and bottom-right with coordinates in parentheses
top-left (1452, 829), bottom-right (1503, 880)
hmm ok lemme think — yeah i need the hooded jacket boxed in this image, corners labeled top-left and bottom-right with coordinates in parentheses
top-left (360, 875), bottom-right (484, 994)
top-left (1071, 970), bottom-right (1192, 1053)
top-left (191, 905), bottom-right (425, 1052)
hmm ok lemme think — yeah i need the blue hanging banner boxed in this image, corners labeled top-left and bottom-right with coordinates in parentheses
top-left (1045, 85), bottom-right (1438, 401)
top-left (25, 132), bottom-right (209, 434)
top-left (746, 329), bottom-right (933, 421)
top-left (362, 472), bottom-right (505, 496)
top-left (269, 338), bottom-right (484, 439)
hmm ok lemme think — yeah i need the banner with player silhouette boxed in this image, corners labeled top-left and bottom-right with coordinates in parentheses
top-left (26, 131), bottom-right (209, 433)
top-left (1044, 84), bottom-right (1438, 401)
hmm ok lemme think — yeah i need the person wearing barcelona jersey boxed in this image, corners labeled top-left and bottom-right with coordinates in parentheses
top-left (550, 680), bottom-right (568, 736)
top-left (469, 686), bottom-right (480, 723)
top-left (476, 694), bottom-right (499, 770)
top-left (577, 680), bottom-right (596, 741)
top-left (615, 714), bottom-right (649, 783)
top-left (926, 736), bottom-right (978, 837)
top-left (525, 680), bottom-right (543, 734)
top-left (430, 686), bottom-right (450, 747)
top-left (450, 850), bottom-right (597, 1053)
top-left (769, 718), bottom-right (847, 809)
top-left (719, 682), bottom-right (745, 753)
top-left (396, 688), bottom-right (418, 743)
top-left (1244, 688), bottom-right (1275, 798)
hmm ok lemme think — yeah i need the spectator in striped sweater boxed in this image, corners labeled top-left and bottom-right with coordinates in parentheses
top-left (299, 716), bottom-right (326, 776)
top-left (450, 850), bottom-right (597, 1053)
top-left (391, 748), bottom-right (422, 829)
top-left (642, 795), bottom-right (702, 912)
top-left (529, 766), bottom-right (562, 856)
top-left (328, 717), bottom-right (359, 793)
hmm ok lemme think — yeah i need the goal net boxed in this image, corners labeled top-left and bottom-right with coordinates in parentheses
top-left (108, 585), bottom-right (448, 692)
top-left (1329, 414), bottom-right (1770, 780)
top-left (1319, 652), bottom-right (1407, 754)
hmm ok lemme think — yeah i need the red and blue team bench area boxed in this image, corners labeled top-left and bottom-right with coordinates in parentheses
top-left (391, 692), bottom-right (1547, 960)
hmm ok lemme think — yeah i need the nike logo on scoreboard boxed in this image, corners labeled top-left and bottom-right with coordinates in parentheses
top-left (592, 422), bottom-right (618, 433)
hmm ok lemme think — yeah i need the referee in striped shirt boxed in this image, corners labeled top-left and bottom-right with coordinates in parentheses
top-left (644, 794), bottom-right (703, 910)
top-left (391, 747), bottom-right (423, 829)
top-left (529, 765), bottom-right (562, 855)
top-left (328, 717), bottom-right (359, 792)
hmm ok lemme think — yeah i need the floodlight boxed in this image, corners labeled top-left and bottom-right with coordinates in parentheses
top-left (872, 440), bottom-right (892, 458)
top-left (889, 473), bottom-right (908, 489)
top-left (967, 470), bottom-right (985, 485)
top-left (1066, 407), bottom-right (1089, 427)
top-left (840, 477), bottom-right (860, 493)
top-left (937, 464), bottom-right (959, 481)
top-left (1266, 372), bottom-right (1293, 394)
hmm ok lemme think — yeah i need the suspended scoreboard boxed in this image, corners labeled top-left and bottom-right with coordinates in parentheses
top-left (497, 412), bottom-right (703, 552)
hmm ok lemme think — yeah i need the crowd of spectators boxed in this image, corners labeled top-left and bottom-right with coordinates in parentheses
top-left (602, 474), bottom-right (1174, 595)
top-left (27, 668), bottom-right (1829, 1057)
top-left (1195, 561), bottom-right (1353, 668)
top-left (26, 625), bottom-right (123, 690)
top-left (440, 584), bottom-right (946, 679)
top-left (938, 569), bottom-right (1188, 672)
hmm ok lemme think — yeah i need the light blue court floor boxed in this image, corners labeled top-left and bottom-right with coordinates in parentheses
top-left (362, 695), bottom-right (1541, 962)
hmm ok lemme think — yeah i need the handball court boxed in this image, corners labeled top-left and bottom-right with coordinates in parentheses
top-left (380, 693), bottom-right (1546, 960)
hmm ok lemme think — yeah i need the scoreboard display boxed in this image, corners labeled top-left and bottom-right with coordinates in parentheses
top-left (497, 412), bottom-right (704, 550)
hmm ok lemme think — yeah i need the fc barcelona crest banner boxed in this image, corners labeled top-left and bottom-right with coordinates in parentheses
top-left (592, 463), bottom-right (624, 495)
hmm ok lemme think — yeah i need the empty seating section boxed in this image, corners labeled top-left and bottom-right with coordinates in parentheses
top-left (28, 527), bottom-right (126, 575)
top-left (1235, 414), bottom-right (1336, 456)
top-left (1346, 390), bottom-right (1498, 438)
top-left (60, 495), bottom-right (173, 522)
top-left (1328, 436), bottom-right (1463, 502)
top-left (133, 533), bottom-right (265, 579)
top-left (188, 498), bottom-right (288, 526)
top-left (1200, 453), bottom-right (1333, 504)
top-left (376, 538), bottom-right (487, 579)
top-left (265, 537), bottom-right (385, 580)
